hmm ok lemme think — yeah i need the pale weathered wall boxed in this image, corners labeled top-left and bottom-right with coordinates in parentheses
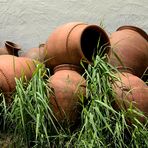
top-left (0, 0), bottom-right (147, 51)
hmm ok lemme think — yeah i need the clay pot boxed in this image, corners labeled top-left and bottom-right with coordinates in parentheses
top-left (45, 22), bottom-right (110, 69)
top-left (48, 64), bottom-right (86, 125)
top-left (112, 72), bottom-right (148, 122)
top-left (21, 43), bottom-right (46, 62)
top-left (109, 25), bottom-right (148, 78)
top-left (0, 41), bottom-right (21, 56)
top-left (0, 55), bottom-right (36, 94)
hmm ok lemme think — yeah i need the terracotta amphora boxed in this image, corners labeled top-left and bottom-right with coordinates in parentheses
top-left (112, 72), bottom-right (148, 123)
top-left (0, 55), bottom-right (36, 96)
top-left (109, 25), bottom-right (148, 78)
top-left (45, 22), bottom-right (110, 69)
top-left (48, 64), bottom-right (86, 125)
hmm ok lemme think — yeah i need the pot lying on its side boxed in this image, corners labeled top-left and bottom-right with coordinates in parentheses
top-left (112, 72), bottom-right (148, 123)
top-left (0, 55), bottom-right (36, 102)
top-left (48, 64), bottom-right (86, 125)
top-left (109, 25), bottom-right (148, 78)
top-left (21, 43), bottom-right (46, 62)
top-left (0, 41), bottom-right (21, 56)
top-left (45, 22), bottom-right (110, 69)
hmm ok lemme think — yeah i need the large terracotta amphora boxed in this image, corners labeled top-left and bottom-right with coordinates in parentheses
top-left (45, 22), bottom-right (110, 69)
top-left (47, 64), bottom-right (86, 125)
top-left (109, 26), bottom-right (148, 78)
top-left (0, 55), bottom-right (36, 95)
top-left (112, 72), bottom-right (148, 123)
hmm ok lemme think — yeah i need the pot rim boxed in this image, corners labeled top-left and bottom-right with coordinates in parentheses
top-left (53, 64), bottom-right (84, 74)
top-left (5, 41), bottom-right (21, 50)
top-left (66, 23), bottom-right (111, 63)
top-left (80, 25), bottom-right (111, 59)
top-left (116, 25), bottom-right (148, 41)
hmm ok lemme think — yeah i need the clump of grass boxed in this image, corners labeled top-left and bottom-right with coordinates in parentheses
top-left (0, 54), bottom-right (147, 147)
top-left (2, 64), bottom-right (66, 147)
top-left (70, 55), bottom-right (148, 147)
top-left (0, 91), bottom-right (13, 147)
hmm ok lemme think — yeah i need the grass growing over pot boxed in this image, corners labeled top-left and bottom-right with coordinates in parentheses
top-left (0, 55), bottom-right (148, 147)
top-left (71, 55), bottom-right (148, 147)
top-left (0, 64), bottom-right (68, 147)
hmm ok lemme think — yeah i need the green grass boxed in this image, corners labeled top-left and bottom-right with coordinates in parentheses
top-left (0, 55), bottom-right (148, 148)
top-left (72, 56), bottom-right (148, 148)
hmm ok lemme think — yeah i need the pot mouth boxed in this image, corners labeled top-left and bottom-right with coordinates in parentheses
top-left (80, 25), bottom-right (110, 62)
top-left (5, 41), bottom-right (21, 50)
top-left (117, 25), bottom-right (148, 41)
top-left (53, 64), bottom-right (84, 74)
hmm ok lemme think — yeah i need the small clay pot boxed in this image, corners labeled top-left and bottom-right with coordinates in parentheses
top-left (109, 25), bottom-right (148, 78)
top-left (48, 64), bottom-right (86, 125)
top-left (0, 55), bottom-right (36, 95)
top-left (112, 72), bottom-right (148, 123)
top-left (0, 41), bottom-right (21, 56)
top-left (45, 22), bottom-right (110, 69)
top-left (21, 43), bottom-right (46, 62)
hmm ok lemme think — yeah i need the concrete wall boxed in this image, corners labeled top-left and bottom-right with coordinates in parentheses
top-left (0, 0), bottom-right (147, 51)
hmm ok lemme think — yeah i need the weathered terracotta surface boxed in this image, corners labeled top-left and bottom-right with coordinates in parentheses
top-left (0, 55), bottom-right (36, 94)
top-left (45, 22), bottom-right (110, 69)
top-left (48, 64), bottom-right (86, 124)
top-left (109, 26), bottom-right (148, 78)
top-left (112, 72), bottom-right (148, 122)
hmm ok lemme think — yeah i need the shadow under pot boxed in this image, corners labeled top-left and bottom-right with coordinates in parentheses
top-left (109, 25), bottom-right (148, 78)
top-left (112, 72), bottom-right (148, 123)
top-left (47, 64), bottom-right (86, 126)
top-left (0, 41), bottom-right (21, 56)
top-left (45, 22), bottom-right (110, 69)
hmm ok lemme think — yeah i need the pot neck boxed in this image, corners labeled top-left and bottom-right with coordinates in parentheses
top-left (117, 25), bottom-right (148, 41)
top-left (53, 64), bottom-right (84, 74)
